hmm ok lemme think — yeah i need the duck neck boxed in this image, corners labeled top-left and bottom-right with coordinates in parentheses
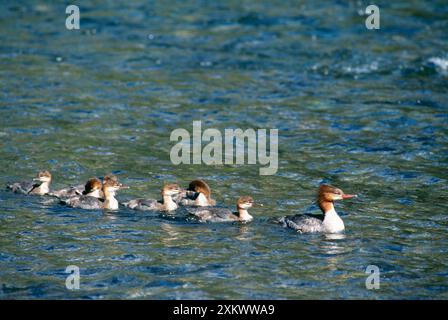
top-left (320, 201), bottom-right (344, 233)
top-left (86, 189), bottom-right (101, 198)
top-left (237, 207), bottom-right (253, 222)
top-left (195, 193), bottom-right (209, 206)
top-left (103, 189), bottom-right (118, 210)
top-left (163, 194), bottom-right (178, 211)
top-left (36, 181), bottom-right (50, 195)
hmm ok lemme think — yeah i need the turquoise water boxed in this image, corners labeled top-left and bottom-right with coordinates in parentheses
top-left (0, 0), bottom-right (447, 299)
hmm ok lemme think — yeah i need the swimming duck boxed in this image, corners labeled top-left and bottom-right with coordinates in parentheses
top-left (278, 184), bottom-right (356, 233)
top-left (186, 196), bottom-right (255, 223)
top-left (123, 184), bottom-right (181, 212)
top-left (6, 171), bottom-right (52, 195)
top-left (62, 175), bottom-right (127, 210)
top-left (175, 179), bottom-right (216, 207)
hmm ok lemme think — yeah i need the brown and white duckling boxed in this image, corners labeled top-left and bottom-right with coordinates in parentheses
top-left (123, 184), bottom-right (181, 212)
top-left (187, 196), bottom-right (255, 223)
top-left (278, 184), bottom-right (357, 234)
top-left (62, 175), bottom-right (127, 210)
top-left (176, 179), bottom-right (216, 207)
top-left (81, 177), bottom-right (104, 198)
top-left (6, 171), bottom-right (52, 195)
top-left (51, 174), bottom-right (114, 199)
top-left (60, 177), bottom-right (103, 209)
top-left (102, 175), bottom-right (128, 210)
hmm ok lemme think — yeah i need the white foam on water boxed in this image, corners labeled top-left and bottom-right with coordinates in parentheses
top-left (428, 57), bottom-right (448, 71)
top-left (344, 61), bottom-right (379, 74)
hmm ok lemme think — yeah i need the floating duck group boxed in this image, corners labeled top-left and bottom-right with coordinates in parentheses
top-left (6, 171), bottom-right (357, 233)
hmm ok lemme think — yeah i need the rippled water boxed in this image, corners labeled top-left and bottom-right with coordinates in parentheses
top-left (1, 0), bottom-right (447, 299)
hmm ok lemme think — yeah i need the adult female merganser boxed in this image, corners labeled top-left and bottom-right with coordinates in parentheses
top-left (186, 196), bottom-right (254, 223)
top-left (278, 184), bottom-right (356, 234)
top-left (62, 175), bottom-right (127, 210)
top-left (175, 179), bottom-right (216, 207)
top-left (6, 171), bottom-right (52, 195)
top-left (123, 184), bottom-right (181, 212)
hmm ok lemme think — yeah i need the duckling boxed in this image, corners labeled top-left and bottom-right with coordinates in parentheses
top-left (187, 196), bottom-right (254, 223)
top-left (62, 175), bottom-right (127, 210)
top-left (60, 177), bottom-right (103, 209)
top-left (123, 184), bottom-right (181, 212)
top-left (174, 179), bottom-right (216, 207)
top-left (6, 171), bottom-right (52, 195)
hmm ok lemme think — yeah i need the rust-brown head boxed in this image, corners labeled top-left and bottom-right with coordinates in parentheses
top-left (83, 177), bottom-right (102, 195)
top-left (188, 180), bottom-right (212, 199)
top-left (317, 184), bottom-right (356, 212)
top-left (237, 196), bottom-right (254, 210)
top-left (34, 171), bottom-right (52, 183)
top-left (161, 183), bottom-right (181, 196)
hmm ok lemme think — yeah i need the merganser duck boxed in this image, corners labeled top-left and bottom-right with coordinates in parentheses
top-left (81, 177), bottom-right (104, 198)
top-left (123, 184), bottom-right (181, 212)
top-left (51, 174), bottom-right (116, 199)
top-left (60, 177), bottom-right (103, 209)
top-left (6, 171), bottom-right (52, 195)
top-left (186, 196), bottom-right (255, 223)
top-left (278, 184), bottom-right (356, 234)
top-left (62, 175), bottom-right (127, 210)
top-left (100, 175), bottom-right (128, 210)
top-left (49, 179), bottom-right (89, 198)
top-left (175, 179), bottom-right (216, 207)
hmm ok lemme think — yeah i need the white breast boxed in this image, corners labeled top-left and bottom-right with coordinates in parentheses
top-left (195, 193), bottom-right (209, 206)
top-left (106, 197), bottom-right (119, 210)
top-left (322, 209), bottom-right (345, 233)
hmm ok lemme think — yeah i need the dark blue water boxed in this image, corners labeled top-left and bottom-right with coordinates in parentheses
top-left (0, 0), bottom-right (447, 299)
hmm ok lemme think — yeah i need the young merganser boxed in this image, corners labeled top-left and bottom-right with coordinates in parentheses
top-left (175, 179), bottom-right (217, 207)
top-left (187, 196), bottom-right (254, 223)
top-left (6, 171), bottom-right (52, 195)
top-left (278, 184), bottom-right (356, 234)
top-left (63, 175), bottom-right (127, 210)
top-left (123, 184), bottom-right (181, 212)
top-left (81, 177), bottom-right (104, 198)
top-left (49, 179), bottom-right (90, 198)
top-left (60, 177), bottom-right (103, 209)
top-left (51, 174), bottom-right (115, 199)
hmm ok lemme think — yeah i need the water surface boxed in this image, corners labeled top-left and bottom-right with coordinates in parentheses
top-left (0, 0), bottom-right (447, 299)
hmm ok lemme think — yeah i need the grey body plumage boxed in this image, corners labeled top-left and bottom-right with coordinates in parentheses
top-left (278, 215), bottom-right (324, 233)
top-left (186, 206), bottom-right (237, 222)
top-left (61, 195), bottom-right (103, 210)
top-left (6, 181), bottom-right (39, 194)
